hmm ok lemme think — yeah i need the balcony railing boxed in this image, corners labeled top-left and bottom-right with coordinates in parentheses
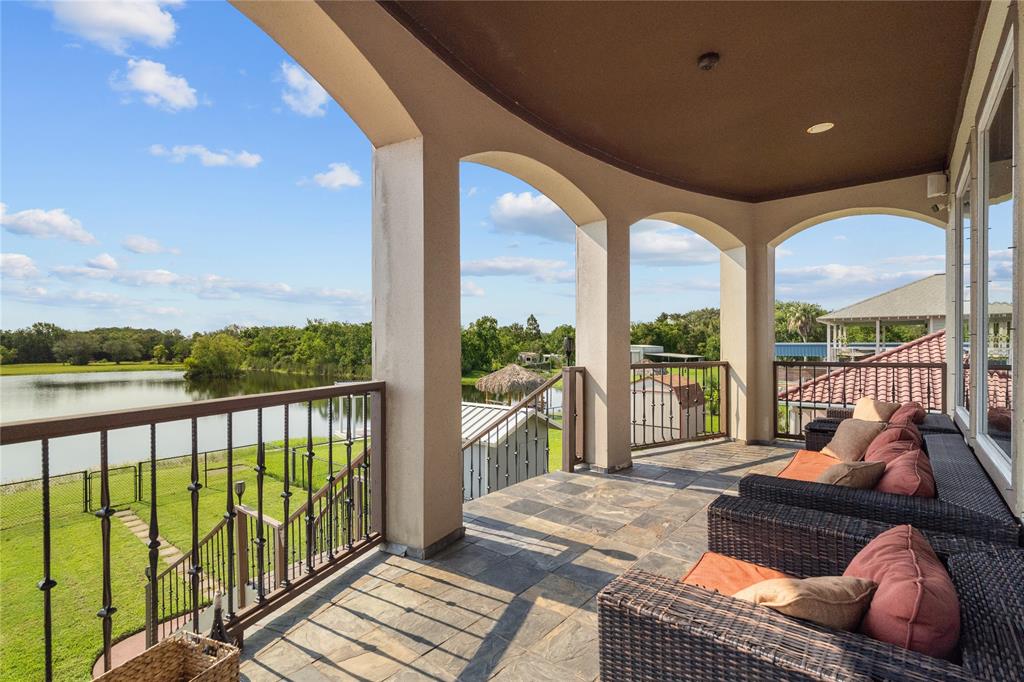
top-left (461, 367), bottom-right (584, 500)
top-left (0, 382), bottom-right (386, 681)
top-left (774, 360), bottom-right (947, 440)
top-left (630, 361), bottom-right (729, 449)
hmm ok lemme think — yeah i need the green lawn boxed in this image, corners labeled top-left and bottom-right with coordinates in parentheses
top-left (0, 361), bottom-right (185, 376)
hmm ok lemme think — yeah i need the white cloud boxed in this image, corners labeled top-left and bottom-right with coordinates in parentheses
top-left (86, 253), bottom-right (119, 270)
top-left (775, 247), bottom-right (795, 259)
top-left (630, 220), bottom-right (718, 266)
top-left (7, 284), bottom-right (183, 316)
top-left (0, 253), bottom-right (41, 279)
top-left (113, 59), bottom-right (197, 111)
top-left (150, 144), bottom-right (262, 168)
top-left (0, 203), bottom-right (97, 244)
top-left (489, 192), bottom-right (575, 243)
top-left (310, 162), bottom-right (362, 190)
top-left (834, 235), bottom-right (848, 241)
top-left (52, 264), bottom-right (184, 287)
top-left (48, 0), bottom-right (181, 54)
top-left (465, 186), bottom-right (479, 198)
top-left (879, 254), bottom-right (945, 266)
top-left (122, 234), bottom-right (180, 255)
top-left (461, 279), bottom-right (485, 297)
top-left (280, 62), bottom-right (328, 117)
top-left (461, 256), bottom-right (574, 284)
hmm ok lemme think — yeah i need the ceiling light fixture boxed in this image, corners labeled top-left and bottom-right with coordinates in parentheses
top-left (806, 122), bottom-right (835, 134)
top-left (697, 52), bottom-right (719, 71)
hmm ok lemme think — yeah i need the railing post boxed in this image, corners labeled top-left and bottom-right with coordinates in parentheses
top-left (562, 368), bottom-right (576, 472)
top-left (273, 531), bottom-right (285, 590)
top-left (235, 512), bottom-right (248, 610)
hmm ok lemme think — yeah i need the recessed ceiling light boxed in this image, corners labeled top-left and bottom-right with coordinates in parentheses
top-left (806, 122), bottom-right (835, 134)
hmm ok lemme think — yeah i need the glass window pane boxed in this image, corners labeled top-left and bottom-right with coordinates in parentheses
top-left (959, 189), bottom-right (971, 412)
top-left (982, 78), bottom-right (1014, 460)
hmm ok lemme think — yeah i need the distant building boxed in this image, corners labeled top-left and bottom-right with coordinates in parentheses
top-left (630, 375), bottom-right (706, 445)
top-left (629, 344), bottom-right (663, 363)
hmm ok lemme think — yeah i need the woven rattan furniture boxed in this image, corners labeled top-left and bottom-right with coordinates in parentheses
top-left (598, 496), bottom-right (1024, 681)
top-left (740, 433), bottom-right (1021, 545)
top-left (93, 632), bottom-right (239, 682)
top-left (805, 412), bottom-right (958, 452)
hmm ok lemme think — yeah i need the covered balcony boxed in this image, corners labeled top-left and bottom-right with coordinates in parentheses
top-left (1, 1), bottom-right (1021, 680)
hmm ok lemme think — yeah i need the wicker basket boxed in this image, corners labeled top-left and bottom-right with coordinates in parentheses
top-left (94, 631), bottom-right (239, 682)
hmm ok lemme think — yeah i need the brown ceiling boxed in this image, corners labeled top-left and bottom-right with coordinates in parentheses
top-left (382, 1), bottom-right (984, 202)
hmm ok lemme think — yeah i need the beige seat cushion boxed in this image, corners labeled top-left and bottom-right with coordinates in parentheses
top-left (821, 419), bottom-right (885, 462)
top-left (852, 397), bottom-right (901, 422)
top-left (816, 460), bottom-right (887, 488)
top-left (733, 576), bottom-right (877, 631)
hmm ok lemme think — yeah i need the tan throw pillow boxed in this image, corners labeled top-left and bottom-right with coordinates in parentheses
top-left (734, 576), bottom-right (877, 631)
top-left (816, 460), bottom-right (887, 488)
top-left (852, 397), bottom-right (901, 422)
top-left (821, 419), bottom-right (885, 462)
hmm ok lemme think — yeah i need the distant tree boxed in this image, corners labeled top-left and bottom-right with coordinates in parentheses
top-left (784, 303), bottom-right (821, 343)
top-left (102, 336), bottom-right (143, 364)
top-left (774, 301), bottom-right (828, 343)
top-left (184, 333), bottom-right (245, 379)
top-left (171, 337), bottom-right (194, 362)
top-left (151, 344), bottom-right (168, 364)
top-left (53, 333), bottom-right (99, 366)
top-left (0, 345), bottom-right (16, 364)
top-left (0, 322), bottom-right (67, 363)
top-left (525, 314), bottom-right (542, 340)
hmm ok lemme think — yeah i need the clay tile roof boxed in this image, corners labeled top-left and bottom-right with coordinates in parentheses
top-left (781, 329), bottom-right (1010, 410)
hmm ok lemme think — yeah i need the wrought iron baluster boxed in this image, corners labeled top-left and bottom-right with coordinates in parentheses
top-left (641, 369), bottom-right (648, 446)
top-left (255, 408), bottom-right (266, 602)
top-left (281, 405), bottom-right (291, 587)
top-left (96, 431), bottom-right (116, 671)
top-left (188, 418), bottom-right (202, 633)
top-left (225, 413), bottom-right (236, 619)
top-left (145, 425), bottom-right (160, 647)
top-left (327, 398), bottom-right (335, 558)
top-left (362, 393), bottom-right (370, 540)
top-left (39, 439), bottom-right (56, 681)
top-left (305, 401), bottom-right (316, 574)
top-left (345, 396), bottom-right (353, 550)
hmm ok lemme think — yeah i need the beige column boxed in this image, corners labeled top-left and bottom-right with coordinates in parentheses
top-left (576, 219), bottom-right (631, 472)
top-left (372, 136), bottom-right (463, 558)
top-left (720, 242), bottom-right (776, 443)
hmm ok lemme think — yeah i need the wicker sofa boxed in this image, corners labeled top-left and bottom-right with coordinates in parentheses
top-left (598, 496), bottom-right (1024, 681)
top-left (739, 433), bottom-right (1021, 545)
top-left (804, 410), bottom-right (958, 452)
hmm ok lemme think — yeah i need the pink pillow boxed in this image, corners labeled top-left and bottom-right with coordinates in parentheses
top-left (890, 402), bottom-right (926, 425)
top-left (864, 425), bottom-right (922, 460)
top-left (844, 525), bottom-right (960, 660)
top-left (875, 449), bottom-right (936, 498)
top-left (864, 439), bottom-right (920, 465)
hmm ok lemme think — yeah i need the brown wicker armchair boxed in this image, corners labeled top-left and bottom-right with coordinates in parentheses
top-left (598, 496), bottom-right (1024, 681)
top-left (740, 434), bottom-right (1021, 545)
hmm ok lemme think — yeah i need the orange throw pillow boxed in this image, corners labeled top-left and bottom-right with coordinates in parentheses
top-left (875, 449), bottom-right (936, 497)
top-left (843, 525), bottom-right (960, 660)
top-left (682, 551), bottom-right (791, 596)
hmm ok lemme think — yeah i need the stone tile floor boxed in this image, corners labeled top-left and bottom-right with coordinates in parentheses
top-left (239, 440), bottom-right (794, 681)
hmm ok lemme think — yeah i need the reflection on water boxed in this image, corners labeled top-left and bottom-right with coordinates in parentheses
top-left (0, 370), bottom-right (367, 482)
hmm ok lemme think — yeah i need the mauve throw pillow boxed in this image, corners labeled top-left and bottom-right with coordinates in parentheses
top-left (890, 402), bottom-right (926, 425)
top-left (864, 439), bottom-right (920, 465)
top-left (844, 525), bottom-right (960, 660)
top-left (864, 425), bottom-right (923, 461)
top-left (875, 449), bottom-right (936, 498)
top-left (821, 419), bottom-right (885, 462)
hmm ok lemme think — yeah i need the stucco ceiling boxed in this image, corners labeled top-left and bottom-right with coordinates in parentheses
top-left (382, 1), bottom-right (985, 202)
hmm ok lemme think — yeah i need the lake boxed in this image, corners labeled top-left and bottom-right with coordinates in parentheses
top-left (0, 370), bottom-right (533, 482)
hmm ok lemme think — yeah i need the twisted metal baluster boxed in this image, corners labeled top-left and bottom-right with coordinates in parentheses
top-left (96, 431), bottom-right (116, 671)
top-left (146, 425), bottom-right (160, 647)
top-left (188, 418), bottom-right (202, 633)
top-left (327, 398), bottom-right (335, 557)
top-left (255, 408), bottom-right (266, 602)
top-left (362, 393), bottom-right (370, 540)
top-left (225, 413), bottom-right (236, 618)
top-left (280, 405), bottom-right (291, 587)
top-left (345, 396), bottom-right (353, 550)
top-left (39, 439), bottom-right (57, 681)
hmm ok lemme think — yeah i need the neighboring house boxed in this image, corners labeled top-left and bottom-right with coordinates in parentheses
top-left (779, 329), bottom-right (1011, 434)
top-left (631, 375), bottom-right (706, 445)
top-left (461, 402), bottom-right (559, 499)
top-left (630, 344), bottom-right (663, 364)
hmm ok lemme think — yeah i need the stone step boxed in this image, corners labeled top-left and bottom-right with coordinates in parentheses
top-left (113, 510), bottom-right (134, 518)
top-left (159, 546), bottom-right (180, 556)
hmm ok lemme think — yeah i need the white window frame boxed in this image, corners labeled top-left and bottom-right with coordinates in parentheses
top-left (953, 154), bottom-right (973, 433)
top-left (972, 28), bottom-right (1016, 495)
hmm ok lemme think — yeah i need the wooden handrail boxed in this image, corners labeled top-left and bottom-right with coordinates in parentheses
top-left (0, 381), bottom-right (385, 445)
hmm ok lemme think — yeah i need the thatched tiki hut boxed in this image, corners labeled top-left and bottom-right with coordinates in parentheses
top-left (475, 364), bottom-right (546, 403)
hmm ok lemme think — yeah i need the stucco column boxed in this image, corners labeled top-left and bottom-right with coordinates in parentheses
top-left (372, 137), bottom-right (463, 558)
top-left (720, 242), bottom-right (776, 443)
top-left (576, 219), bottom-right (631, 472)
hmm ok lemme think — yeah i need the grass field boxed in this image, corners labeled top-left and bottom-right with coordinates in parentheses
top-left (0, 361), bottom-right (186, 376)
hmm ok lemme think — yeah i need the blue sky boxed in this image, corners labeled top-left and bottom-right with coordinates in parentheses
top-left (1, 1), bottom-right (946, 334)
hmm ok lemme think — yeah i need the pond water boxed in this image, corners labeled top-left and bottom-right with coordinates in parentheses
top-left (0, 371), bottom-right (540, 482)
